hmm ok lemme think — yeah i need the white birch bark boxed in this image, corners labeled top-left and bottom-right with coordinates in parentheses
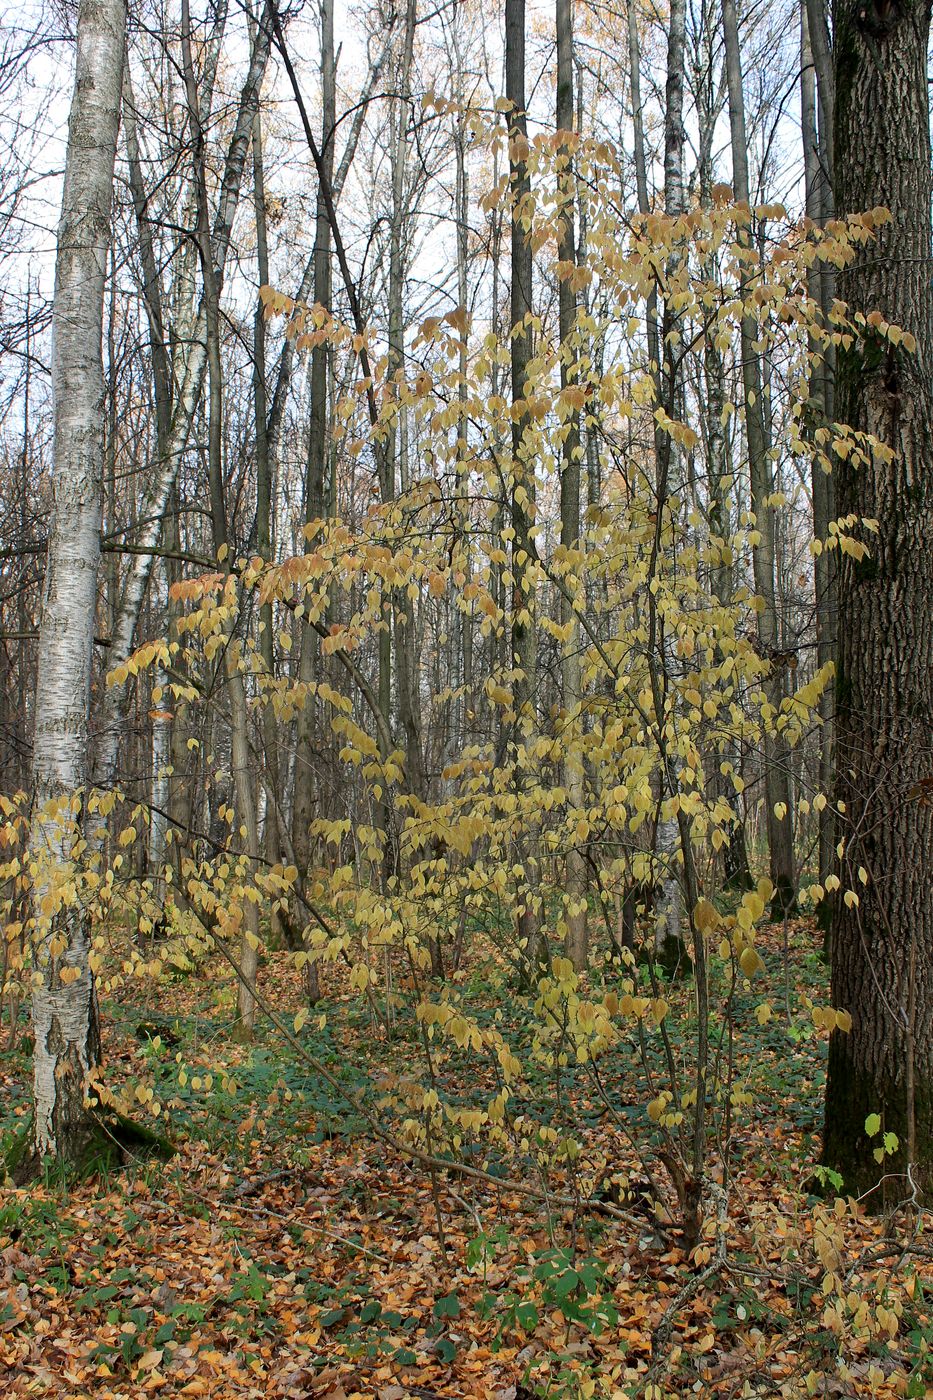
top-left (654, 0), bottom-right (687, 957)
top-left (148, 657), bottom-right (171, 898)
top-left (30, 0), bottom-right (125, 1161)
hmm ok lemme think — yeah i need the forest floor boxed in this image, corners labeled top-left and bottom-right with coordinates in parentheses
top-left (0, 917), bottom-right (930, 1400)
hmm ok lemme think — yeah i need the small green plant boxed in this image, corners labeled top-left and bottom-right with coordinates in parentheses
top-left (531, 1247), bottom-right (618, 1338)
top-left (805, 1163), bottom-right (844, 1195)
top-left (864, 1113), bottom-right (899, 1164)
top-left (465, 1221), bottom-right (510, 1283)
top-left (477, 1246), bottom-right (617, 1352)
top-left (0, 1192), bottom-right (77, 1260)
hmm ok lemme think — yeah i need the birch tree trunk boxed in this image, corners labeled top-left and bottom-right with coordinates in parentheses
top-left (29, 0), bottom-right (125, 1163)
top-left (652, 0), bottom-right (686, 960)
top-left (823, 0), bottom-right (933, 1202)
top-left (251, 95), bottom-right (283, 945)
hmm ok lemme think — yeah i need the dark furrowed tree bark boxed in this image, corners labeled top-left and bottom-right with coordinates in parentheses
top-left (823, 0), bottom-right (933, 1203)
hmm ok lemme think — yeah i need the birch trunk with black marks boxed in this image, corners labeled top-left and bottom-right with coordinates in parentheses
top-left (823, 0), bottom-right (933, 1202)
top-left (251, 95), bottom-right (284, 946)
top-left (29, 0), bottom-right (125, 1162)
top-left (652, 0), bottom-right (686, 961)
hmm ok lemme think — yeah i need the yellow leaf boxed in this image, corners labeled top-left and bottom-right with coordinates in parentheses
top-left (739, 946), bottom-right (764, 977)
top-left (694, 898), bottom-right (718, 933)
top-left (651, 998), bottom-right (669, 1025)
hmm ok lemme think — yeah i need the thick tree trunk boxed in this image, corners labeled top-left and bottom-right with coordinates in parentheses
top-left (823, 0), bottom-right (933, 1201)
top-left (30, 0), bottom-right (125, 1162)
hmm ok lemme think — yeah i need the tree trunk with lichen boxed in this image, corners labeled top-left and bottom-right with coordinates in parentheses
top-left (29, 0), bottom-right (125, 1164)
top-left (823, 0), bottom-right (933, 1202)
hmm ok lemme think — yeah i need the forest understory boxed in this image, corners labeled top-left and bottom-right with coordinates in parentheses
top-left (1, 915), bottom-right (929, 1400)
